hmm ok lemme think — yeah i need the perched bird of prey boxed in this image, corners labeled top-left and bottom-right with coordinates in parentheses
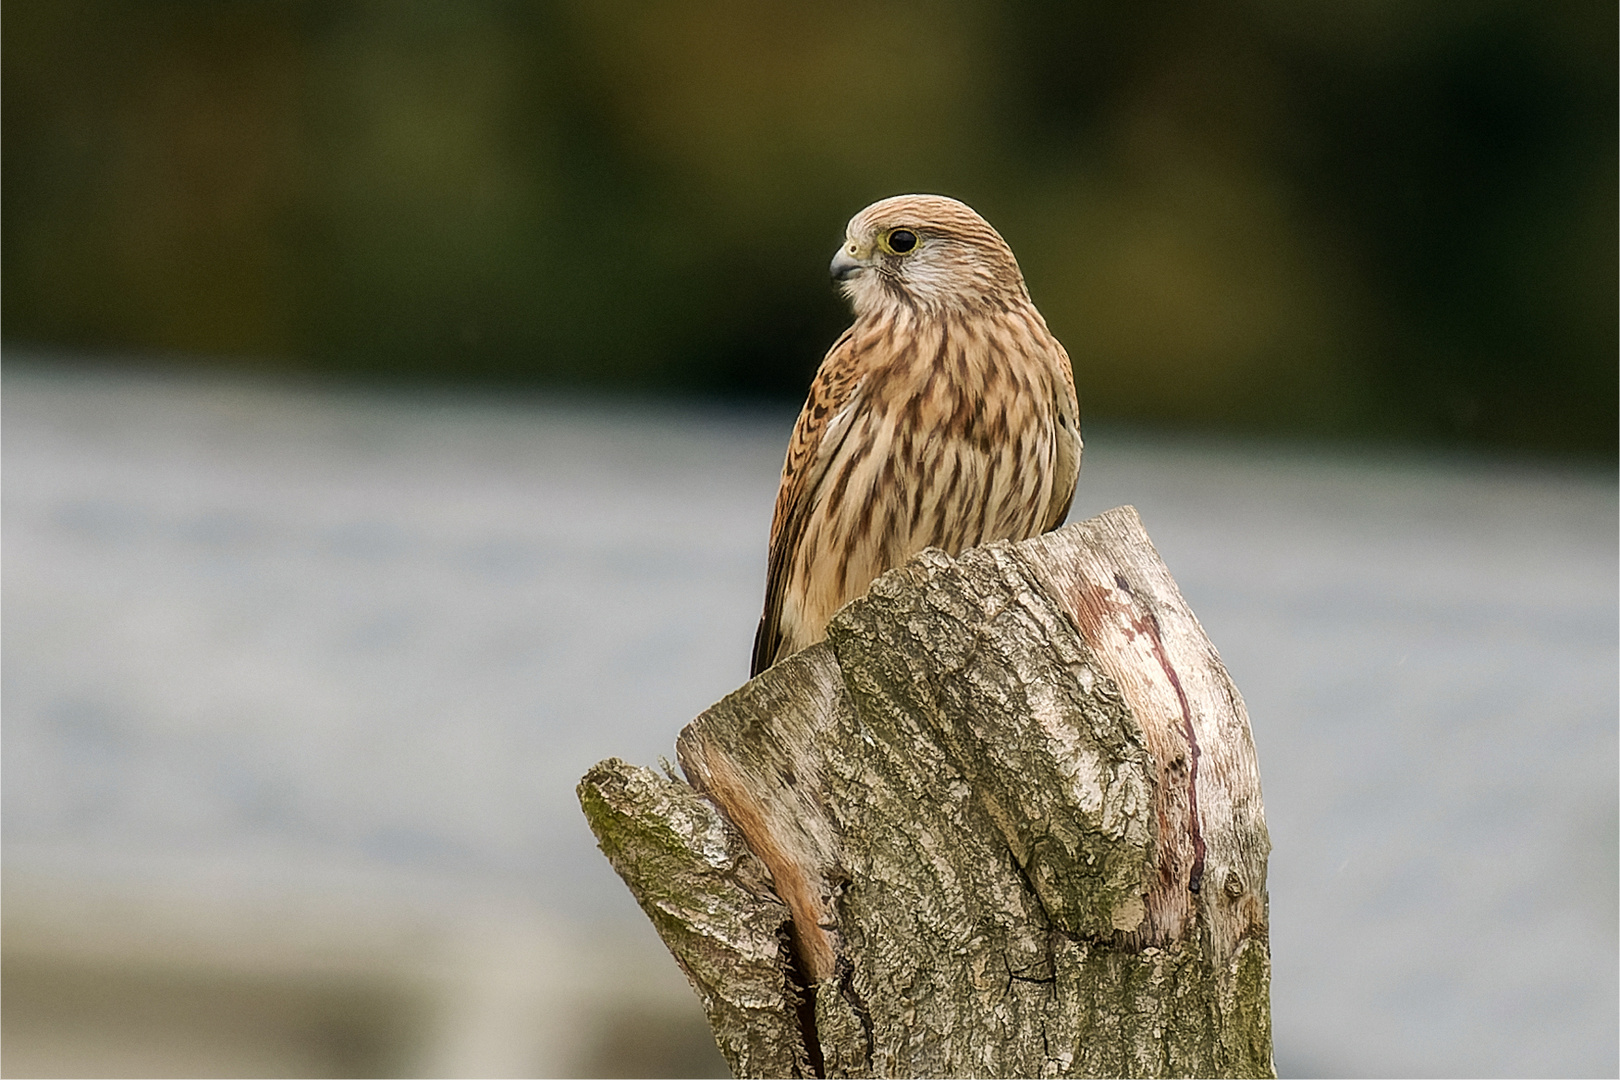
top-left (751, 194), bottom-right (1081, 676)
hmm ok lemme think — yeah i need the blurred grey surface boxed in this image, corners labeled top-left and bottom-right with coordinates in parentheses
top-left (4, 361), bottom-right (1616, 1078)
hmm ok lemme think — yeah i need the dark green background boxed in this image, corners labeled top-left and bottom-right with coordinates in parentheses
top-left (5, 1), bottom-right (1615, 455)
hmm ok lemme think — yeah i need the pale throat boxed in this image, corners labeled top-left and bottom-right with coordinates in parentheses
top-left (844, 259), bottom-right (1002, 323)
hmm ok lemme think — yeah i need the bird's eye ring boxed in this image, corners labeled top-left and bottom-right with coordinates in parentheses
top-left (881, 229), bottom-right (919, 255)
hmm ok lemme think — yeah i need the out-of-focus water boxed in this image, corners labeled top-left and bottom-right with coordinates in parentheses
top-left (4, 361), bottom-right (1616, 1078)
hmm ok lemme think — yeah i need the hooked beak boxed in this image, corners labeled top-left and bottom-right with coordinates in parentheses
top-left (830, 245), bottom-right (865, 282)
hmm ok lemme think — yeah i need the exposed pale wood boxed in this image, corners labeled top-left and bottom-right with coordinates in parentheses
top-left (1022, 510), bottom-right (1270, 961)
top-left (578, 506), bottom-right (1273, 1078)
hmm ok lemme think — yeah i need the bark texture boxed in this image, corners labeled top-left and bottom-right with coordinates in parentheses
top-left (578, 506), bottom-right (1273, 1078)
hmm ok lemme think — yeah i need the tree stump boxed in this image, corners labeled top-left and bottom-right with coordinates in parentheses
top-left (578, 506), bottom-right (1273, 1078)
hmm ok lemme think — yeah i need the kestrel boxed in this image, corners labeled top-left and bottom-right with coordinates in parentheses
top-left (751, 194), bottom-right (1081, 676)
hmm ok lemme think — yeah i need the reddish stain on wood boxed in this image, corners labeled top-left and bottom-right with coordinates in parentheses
top-left (1116, 572), bottom-right (1207, 896)
top-left (1053, 569), bottom-right (1206, 945)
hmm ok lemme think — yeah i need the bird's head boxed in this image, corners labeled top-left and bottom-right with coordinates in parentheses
top-left (830, 194), bottom-right (1029, 319)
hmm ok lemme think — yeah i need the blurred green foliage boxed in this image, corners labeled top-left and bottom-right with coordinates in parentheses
top-left (4, 0), bottom-right (1614, 454)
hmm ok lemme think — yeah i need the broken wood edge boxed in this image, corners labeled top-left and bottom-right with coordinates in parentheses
top-left (676, 646), bottom-right (848, 987)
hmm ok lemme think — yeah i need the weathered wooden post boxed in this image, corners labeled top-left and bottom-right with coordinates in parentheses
top-left (578, 506), bottom-right (1273, 1078)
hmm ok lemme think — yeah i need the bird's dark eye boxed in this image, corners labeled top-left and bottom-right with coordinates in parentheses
top-left (885, 229), bottom-right (918, 254)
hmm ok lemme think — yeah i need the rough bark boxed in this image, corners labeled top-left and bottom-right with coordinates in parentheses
top-left (578, 506), bottom-right (1273, 1078)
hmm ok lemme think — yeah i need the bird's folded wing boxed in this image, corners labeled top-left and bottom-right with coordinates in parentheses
top-left (1045, 340), bottom-right (1083, 531)
top-left (752, 330), bottom-right (865, 676)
